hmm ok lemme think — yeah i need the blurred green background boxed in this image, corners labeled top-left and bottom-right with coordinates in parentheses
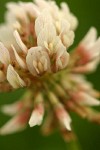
top-left (0, 0), bottom-right (100, 150)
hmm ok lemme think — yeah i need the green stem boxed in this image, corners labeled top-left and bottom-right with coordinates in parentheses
top-left (66, 140), bottom-right (82, 150)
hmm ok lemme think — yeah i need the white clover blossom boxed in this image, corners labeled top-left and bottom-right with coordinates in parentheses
top-left (0, 0), bottom-right (100, 142)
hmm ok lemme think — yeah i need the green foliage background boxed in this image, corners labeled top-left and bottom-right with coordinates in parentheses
top-left (0, 0), bottom-right (100, 150)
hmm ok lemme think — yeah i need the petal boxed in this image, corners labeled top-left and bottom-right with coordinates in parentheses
top-left (79, 92), bottom-right (100, 106)
top-left (37, 23), bottom-right (56, 48)
top-left (73, 57), bottom-right (100, 73)
top-left (60, 19), bottom-right (70, 34)
top-left (55, 103), bottom-right (72, 131)
top-left (29, 110), bottom-right (43, 127)
top-left (6, 2), bottom-right (29, 24)
top-left (62, 30), bottom-right (75, 47)
top-left (7, 65), bottom-right (26, 88)
top-left (1, 101), bottom-right (23, 116)
top-left (35, 9), bottom-right (52, 36)
top-left (61, 2), bottom-right (78, 30)
top-left (35, 0), bottom-right (49, 8)
top-left (91, 37), bottom-right (100, 57)
top-left (0, 42), bottom-right (10, 66)
top-left (19, 2), bottom-right (40, 18)
top-left (0, 109), bottom-right (30, 135)
top-left (56, 51), bottom-right (69, 70)
top-left (0, 24), bottom-right (20, 50)
top-left (29, 94), bottom-right (44, 127)
top-left (48, 91), bottom-right (71, 131)
top-left (61, 2), bottom-right (70, 13)
top-left (53, 37), bottom-right (69, 70)
top-left (26, 46), bottom-right (50, 76)
top-left (80, 27), bottom-right (97, 47)
top-left (11, 45), bottom-right (27, 69)
top-left (13, 30), bottom-right (27, 54)
top-left (0, 118), bottom-right (25, 135)
top-left (26, 46), bottom-right (41, 76)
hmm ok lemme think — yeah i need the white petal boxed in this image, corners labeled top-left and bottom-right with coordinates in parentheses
top-left (6, 2), bottom-right (29, 25)
top-left (81, 27), bottom-right (97, 47)
top-left (53, 36), bottom-right (66, 53)
top-left (91, 37), bottom-right (100, 57)
top-left (0, 24), bottom-right (19, 50)
top-left (26, 46), bottom-right (50, 76)
top-left (56, 51), bottom-right (69, 70)
top-left (0, 42), bottom-right (10, 66)
top-left (1, 101), bottom-right (23, 116)
top-left (11, 45), bottom-right (27, 69)
top-left (37, 23), bottom-right (56, 48)
top-left (35, 0), bottom-right (49, 8)
top-left (7, 65), bottom-right (26, 88)
top-left (61, 2), bottom-right (78, 30)
top-left (60, 19), bottom-right (70, 34)
top-left (13, 30), bottom-right (27, 54)
top-left (53, 37), bottom-right (69, 70)
top-left (62, 30), bottom-right (75, 47)
top-left (35, 9), bottom-right (52, 36)
top-left (19, 2), bottom-right (40, 18)
top-left (26, 47), bottom-right (41, 76)
top-left (61, 2), bottom-right (70, 13)
top-left (63, 115), bottom-right (72, 131)
top-left (29, 111), bottom-right (43, 127)
top-left (29, 103), bottom-right (44, 127)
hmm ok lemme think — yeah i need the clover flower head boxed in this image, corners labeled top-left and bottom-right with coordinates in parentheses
top-left (0, 0), bottom-right (100, 142)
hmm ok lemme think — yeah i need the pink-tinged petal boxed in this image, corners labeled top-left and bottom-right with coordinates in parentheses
top-left (0, 109), bottom-right (30, 135)
top-left (13, 30), bottom-right (27, 54)
top-left (0, 42), bottom-right (10, 66)
top-left (0, 117), bottom-right (25, 135)
top-left (75, 27), bottom-right (100, 65)
top-left (35, 9), bottom-right (52, 36)
top-left (11, 45), bottom-right (27, 69)
top-left (73, 57), bottom-right (100, 73)
top-left (49, 92), bottom-right (71, 130)
top-left (7, 65), bottom-right (26, 89)
top-left (55, 103), bottom-right (72, 131)
top-left (26, 46), bottom-right (50, 76)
